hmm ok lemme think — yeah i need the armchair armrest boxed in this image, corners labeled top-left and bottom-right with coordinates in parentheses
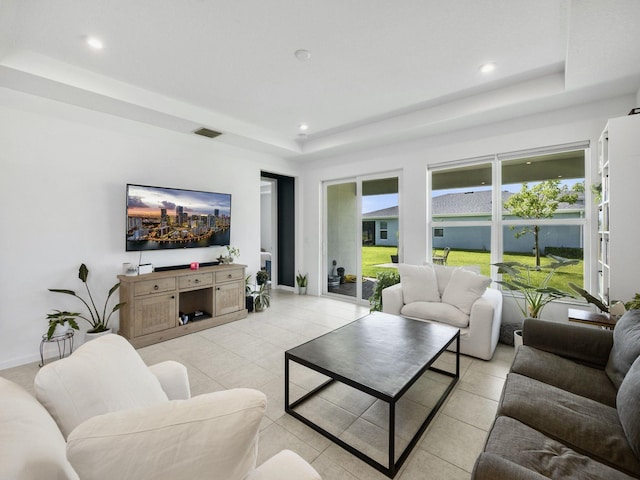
top-left (67, 388), bottom-right (266, 480)
top-left (381, 283), bottom-right (403, 315)
top-left (466, 288), bottom-right (503, 360)
top-left (523, 318), bottom-right (613, 368)
top-left (245, 450), bottom-right (321, 480)
top-left (148, 360), bottom-right (191, 400)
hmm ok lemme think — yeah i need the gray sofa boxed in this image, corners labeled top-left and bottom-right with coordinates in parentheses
top-left (473, 311), bottom-right (640, 479)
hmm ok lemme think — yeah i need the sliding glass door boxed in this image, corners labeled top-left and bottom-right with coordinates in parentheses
top-left (324, 174), bottom-right (400, 304)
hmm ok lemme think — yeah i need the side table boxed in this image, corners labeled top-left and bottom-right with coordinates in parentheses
top-left (568, 308), bottom-right (616, 330)
top-left (39, 330), bottom-right (74, 367)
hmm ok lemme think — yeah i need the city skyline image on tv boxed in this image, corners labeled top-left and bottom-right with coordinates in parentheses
top-left (126, 184), bottom-right (231, 251)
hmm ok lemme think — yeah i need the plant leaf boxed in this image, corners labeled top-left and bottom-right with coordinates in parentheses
top-left (78, 264), bottom-right (89, 283)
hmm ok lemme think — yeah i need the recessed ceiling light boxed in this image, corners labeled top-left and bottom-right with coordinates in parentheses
top-left (479, 62), bottom-right (495, 74)
top-left (299, 123), bottom-right (309, 132)
top-left (87, 37), bottom-right (104, 50)
top-left (294, 49), bottom-right (311, 62)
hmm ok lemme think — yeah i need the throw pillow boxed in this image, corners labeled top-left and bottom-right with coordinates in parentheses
top-left (441, 268), bottom-right (491, 315)
top-left (617, 355), bottom-right (640, 458)
top-left (35, 334), bottom-right (169, 439)
top-left (398, 264), bottom-right (440, 304)
top-left (606, 309), bottom-right (640, 389)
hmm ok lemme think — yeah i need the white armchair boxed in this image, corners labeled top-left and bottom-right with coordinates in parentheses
top-left (382, 264), bottom-right (503, 360)
top-left (24, 334), bottom-right (320, 480)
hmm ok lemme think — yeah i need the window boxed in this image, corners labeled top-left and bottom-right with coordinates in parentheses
top-left (429, 144), bottom-right (587, 291)
top-left (380, 221), bottom-right (388, 240)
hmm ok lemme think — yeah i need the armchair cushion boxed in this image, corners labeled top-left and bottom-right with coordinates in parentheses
top-left (441, 268), bottom-right (491, 315)
top-left (35, 334), bottom-right (168, 438)
top-left (401, 301), bottom-right (470, 328)
top-left (67, 388), bottom-right (266, 480)
top-left (398, 263), bottom-right (440, 304)
top-left (606, 310), bottom-right (640, 389)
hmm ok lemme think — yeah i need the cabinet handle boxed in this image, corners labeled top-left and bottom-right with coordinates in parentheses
top-left (171, 296), bottom-right (175, 299)
top-left (195, 279), bottom-right (200, 284)
top-left (154, 285), bottom-right (159, 291)
top-left (227, 274), bottom-right (232, 278)
top-left (217, 287), bottom-right (220, 291)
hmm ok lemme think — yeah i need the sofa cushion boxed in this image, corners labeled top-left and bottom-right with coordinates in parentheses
top-left (483, 416), bottom-right (636, 480)
top-left (606, 309), bottom-right (640, 389)
top-left (35, 334), bottom-right (168, 438)
top-left (401, 301), bottom-right (470, 328)
top-left (498, 373), bottom-right (640, 476)
top-left (398, 264), bottom-right (440, 304)
top-left (0, 377), bottom-right (79, 480)
top-left (67, 388), bottom-right (266, 480)
top-left (441, 268), bottom-right (491, 315)
top-left (511, 345), bottom-right (617, 407)
top-left (618, 355), bottom-right (640, 459)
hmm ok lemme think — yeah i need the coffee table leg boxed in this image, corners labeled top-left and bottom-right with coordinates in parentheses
top-left (284, 353), bottom-right (290, 411)
top-left (389, 401), bottom-right (396, 475)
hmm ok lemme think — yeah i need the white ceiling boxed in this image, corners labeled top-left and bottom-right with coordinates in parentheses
top-left (1, 0), bottom-right (639, 159)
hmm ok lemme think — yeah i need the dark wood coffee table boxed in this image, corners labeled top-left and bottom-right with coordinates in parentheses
top-left (285, 312), bottom-right (460, 478)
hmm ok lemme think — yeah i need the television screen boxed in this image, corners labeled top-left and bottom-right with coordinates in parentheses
top-left (126, 184), bottom-right (231, 251)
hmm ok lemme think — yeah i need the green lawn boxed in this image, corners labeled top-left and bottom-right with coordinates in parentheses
top-left (362, 246), bottom-right (583, 293)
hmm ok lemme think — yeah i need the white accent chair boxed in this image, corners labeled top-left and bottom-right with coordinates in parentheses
top-left (382, 264), bottom-right (503, 360)
top-left (0, 334), bottom-right (320, 480)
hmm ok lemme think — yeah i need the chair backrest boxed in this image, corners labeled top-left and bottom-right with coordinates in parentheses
top-left (442, 247), bottom-right (451, 261)
top-left (34, 334), bottom-right (168, 438)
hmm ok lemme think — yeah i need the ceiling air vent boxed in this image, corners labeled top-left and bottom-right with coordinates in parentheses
top-left (193, 127), bottom-right (222, 139)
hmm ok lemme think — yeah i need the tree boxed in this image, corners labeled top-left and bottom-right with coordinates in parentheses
top-left (503, 180), bottom-right (583, 267)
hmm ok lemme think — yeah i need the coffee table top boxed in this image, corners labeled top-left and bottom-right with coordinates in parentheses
top-left (286, 312), bottom-right (459, 400)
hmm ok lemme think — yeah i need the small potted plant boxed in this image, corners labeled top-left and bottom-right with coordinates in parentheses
top-left (256, 269), bottom-right (269, 286)
top-left (46, 310), bottom-right (80, 340)
top-left (253, 283), bottom-right (271, 312)
top-left (49, 263), bottom-right (125, 336)
top-left (218, 245), bottom-right (239, 264)
top-left (296, 271), bottom-right (308, 295)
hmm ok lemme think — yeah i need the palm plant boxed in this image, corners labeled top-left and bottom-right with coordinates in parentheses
top-left (494, 257), bottom-right (578, 318)
top-left (253, 283), bottom-right (271, 311)
top-left (49, 264), bottom-right (125, 333)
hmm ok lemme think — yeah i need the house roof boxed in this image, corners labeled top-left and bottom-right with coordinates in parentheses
top-left (1, 1), bottom-right (639, 160)
top-left (363, 190), bottom-right (585, 218)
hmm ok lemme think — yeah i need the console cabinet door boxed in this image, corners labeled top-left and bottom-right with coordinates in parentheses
top-left (215, 281), bottom-right (244, 316)
top-left (134, 293), bottom-right (177, 336)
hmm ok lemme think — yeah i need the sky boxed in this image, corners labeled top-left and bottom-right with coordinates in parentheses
top-left (361, 179), bottom-right (583, 214)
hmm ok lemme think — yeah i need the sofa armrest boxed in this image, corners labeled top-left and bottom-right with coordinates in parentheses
top-left (472, 453), bottom-right (549, 480)
top-left (381, 283), bottom-right (403, 315)
top-left (67, 388), bottom-right (266, 480)
top-left (148, 360), bottom-right (191, 400)
top-left (523, 318), bottom-right (613, 368)
top-left (245, 450), bottom-right (321, 480)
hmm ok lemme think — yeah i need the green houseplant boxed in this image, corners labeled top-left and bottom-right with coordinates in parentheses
top-left (296, 271), bottom-right (308, 295)
top-left (369, 270), bottom-right (401, 312)
top-left (253, 283), bottom-right (271, 312)
top-left (49, 263), bottom-right (125, 333)
top-left (46, 310), bottom-right (80, 340)
top-left (494, 257), bottom-right (578, 318)
top-left (256, 269), bottom-right (269, 286)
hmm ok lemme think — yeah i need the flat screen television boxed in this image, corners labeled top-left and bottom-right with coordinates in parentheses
top-left (126, 184), bottom-right (231, 251)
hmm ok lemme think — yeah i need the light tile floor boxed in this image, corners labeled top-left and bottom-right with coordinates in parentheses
top-left (1, 290), bottom-right (515, 480)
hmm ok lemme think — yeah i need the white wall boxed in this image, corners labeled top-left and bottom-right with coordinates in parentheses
top-left (0, 87), bottom-right (297, 368)
top-left (300, 95), bottom-right (637, 324)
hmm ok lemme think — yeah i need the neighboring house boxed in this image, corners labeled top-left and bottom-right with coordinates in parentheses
top-left (363, 190), bottom-right (585, 253)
